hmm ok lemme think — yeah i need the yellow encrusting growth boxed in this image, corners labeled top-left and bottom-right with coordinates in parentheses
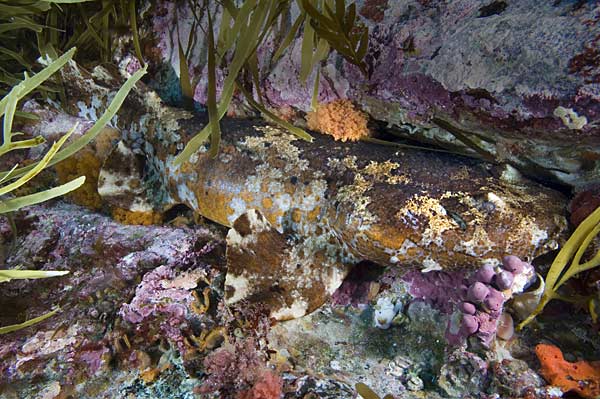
top-left (306, 99), bottom-right (370, 142)
top-left (112, 208), bottom-right (163, 225)
top-left (55, 127), bottom-right (120, 210)
top-left (55, 148), bottom-right (103, 209)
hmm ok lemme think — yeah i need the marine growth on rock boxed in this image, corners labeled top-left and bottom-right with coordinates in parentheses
top-left (2, 1), bottom-right (599, 397)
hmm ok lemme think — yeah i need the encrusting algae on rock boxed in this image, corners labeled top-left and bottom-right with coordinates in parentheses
top-left (24, 60), bottom-right (569, 321)
top-left (111, 207), bottom-right (163, 225)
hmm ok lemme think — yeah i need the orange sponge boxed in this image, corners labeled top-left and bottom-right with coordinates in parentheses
top-left (535, 343), bottom-right (600, 399)
top-left (306, 99), bottom-right (370, 142)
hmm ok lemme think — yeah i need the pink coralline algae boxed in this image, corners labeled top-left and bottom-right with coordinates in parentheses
top-left (76, 346), bottom-right (112, 375)
top-left (403, 270), bottom-right (466, 314)
top-left (198, 337), bottom-right (282, 398)
top-left (238, 371), bottom-right (283, 399)
top-left (119, 265), bottom-right (209, 353)
top-left (404, 255), bottom-right (534, 347)
top-left (0, 202), bottom-right (223, 392)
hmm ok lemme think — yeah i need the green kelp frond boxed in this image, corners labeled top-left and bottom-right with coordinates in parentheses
top-left (178, 36), bottom-right (196, 108)
top-left (175, 0), bottom-right (272, 163)
top-left (237, 82), bottom-right (312, 141)
top-left (205, 11), bottom-right (221, 158)
top-left (518, 205), bottom-right (600, 329)
top-left (174, 0), bottom-right (369, 164)
top-left (0, 46), bottom-right (144, 334)
top-left (0, 48), bottom-right (87, 210)
top-left (0, 267), bottom-right (69, 335)
top-left (177, 0), bottom-right (203, 108)
top-left (0, 269), bottom-right (69, 284)
top-left (0, 307), bottom-right (61, 335)
top-left (300, 0), bottom-right (368, 75)
top-left (0, 59), bottom-right (147, 183)
top-left (0, 46), bottom-right (139, 182)
top-left (0, 0), bottom-right (144, 98)
top-left (0, 48), bottom-right (77, 335)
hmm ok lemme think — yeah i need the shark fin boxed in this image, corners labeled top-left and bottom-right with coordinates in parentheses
top-left (225, 209), bottom-right (350, 320)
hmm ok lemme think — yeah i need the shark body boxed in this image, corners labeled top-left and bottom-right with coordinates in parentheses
top-left (59, 63), bottom-right (567, 319)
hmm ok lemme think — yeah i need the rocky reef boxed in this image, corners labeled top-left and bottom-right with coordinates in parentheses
top-left (2, 1), bottom-right (600, 398)
top-left (1, 201), bottom-right (599, 398)
top-left (147, 0), bottom-right (600, 189)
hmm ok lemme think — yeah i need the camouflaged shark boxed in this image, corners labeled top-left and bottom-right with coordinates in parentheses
top-left (58, 62), bottom-right (568, 320)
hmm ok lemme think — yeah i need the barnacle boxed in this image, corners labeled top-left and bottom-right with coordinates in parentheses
top-left (199, 327), bottom-right (228, 352)
top-left (191, 287), bottom-right (212, 315)
top-left (186, 326), bottom-right (228, 353)
top-left (112, 333), bottom-right (132, 354)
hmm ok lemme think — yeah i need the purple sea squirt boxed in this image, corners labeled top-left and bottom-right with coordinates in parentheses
top-left (447, 256), bottom-right (535, 346)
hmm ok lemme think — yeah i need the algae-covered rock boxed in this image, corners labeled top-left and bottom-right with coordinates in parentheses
top-left (0, 203), bottom-right (224, 397)
top-left (146, 0), bottom-right (600, 188)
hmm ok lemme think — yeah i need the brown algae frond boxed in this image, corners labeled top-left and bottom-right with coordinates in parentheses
top-left (519, 205), bottom-right (600, 329)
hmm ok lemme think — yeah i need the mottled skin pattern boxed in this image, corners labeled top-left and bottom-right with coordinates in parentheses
top-left (61, 62), bottom-right (568, 319)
